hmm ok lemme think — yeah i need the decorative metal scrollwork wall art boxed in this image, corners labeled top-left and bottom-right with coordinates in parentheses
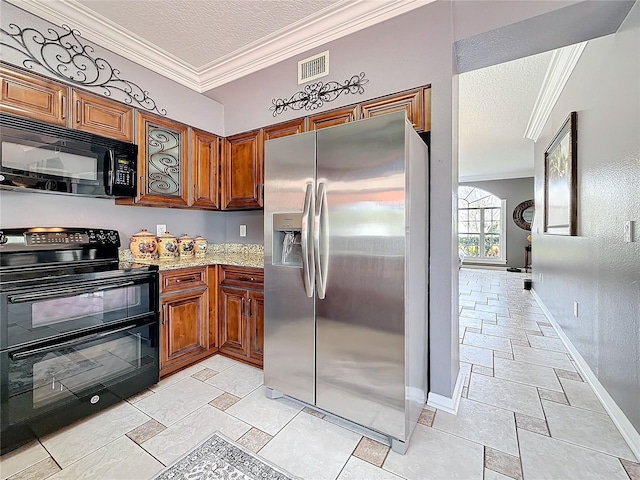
top-left (270, 72), bottom-right (369, 117)
top-left (1, 23), bottom-right (166, 115)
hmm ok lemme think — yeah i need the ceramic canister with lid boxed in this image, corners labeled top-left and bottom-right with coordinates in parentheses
top-left (178, 233), bottom-right (195, 257)
top-left (157, 231), bottom-right (178, 258)
top-left (194, 235), bottom-right (208, 256)
top-left (129, 228), bottom-right (157, 260)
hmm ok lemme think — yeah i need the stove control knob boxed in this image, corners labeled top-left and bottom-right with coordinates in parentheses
top-left (97, 232), bottom-right (107, 243)
top-left (0, 231), bottom-right (6, 245)
top-left (107, 231), bottom-right (119, 244)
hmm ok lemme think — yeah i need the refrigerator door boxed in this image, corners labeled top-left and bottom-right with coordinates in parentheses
top-left (264, 131), bottom-right (316, 405)
top-left (315, 112), bottom-right (407, 440)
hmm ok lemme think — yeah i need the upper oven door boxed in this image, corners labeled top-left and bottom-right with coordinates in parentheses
top-left (1, 273), bottom-right (156, 350)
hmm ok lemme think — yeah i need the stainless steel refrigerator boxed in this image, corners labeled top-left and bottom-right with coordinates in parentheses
top-left (263, 111), bottom-right (429, 453)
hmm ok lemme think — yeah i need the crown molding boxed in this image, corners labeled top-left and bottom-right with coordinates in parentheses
top-left (6, 0), bottom-right (435, 93)
top-left (459, 171), bottom-right (534, 183)
top-left (524, 41), bottom-right (587, 142)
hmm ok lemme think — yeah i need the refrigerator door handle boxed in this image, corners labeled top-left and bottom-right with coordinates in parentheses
top-left (314, 182), bottom-right (329, 299)
top-left (301, 182), bottom-right (315, 298)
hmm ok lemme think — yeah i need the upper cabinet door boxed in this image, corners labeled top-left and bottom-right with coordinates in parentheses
top-left (0, 66), bottom-right (68, 126)
top-left (308, 106), bottom-right (359, 130)
top-left (263, 118), bottom-right (306, 142)
top-left (72, 89), bottom-right (133, 142)
top-left (137, 111), bottom-right (190, 206)
top-left (222, 130), bottom-right (263, 210)
top-left (361, 89), bottom-right (425, 132)
top-left (191, 129), bottom-right (220, 209)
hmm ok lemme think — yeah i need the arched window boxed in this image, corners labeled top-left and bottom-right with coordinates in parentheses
top-left (458, 186), bottom-right (506, 263)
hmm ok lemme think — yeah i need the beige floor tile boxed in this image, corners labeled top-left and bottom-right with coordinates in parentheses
top-left (225, 386), bottom-right (303, 435)
top-left (484, 468), bottom-right (516, 480)
top-left (0, 441), bottom-right (50, 480)
top-left (352, 437), bottom-right (389, 467)
top-left (471, 364), bottom-right (494, 376)
top-left (475, 303), bottom-right (510, 316)
top-left (484, 446), bottom-right (522, 480)
top-left (135, 376), bottom-right (224, 426)
top-left (468, 374), bottom-right (544, 418)
top-left (6, 457), bottom-right (60, 480)
top-left (417, 408), bottom-right (435, 427)
top-left (205, 363), bottom-right (264, 397)
top-left (459, 316), bottom-right (483, 329)
top-left (526, 334), bottom-right (567, 353)
top-left (515, 413), bottom-right (549, 436)
top-left (482, 324), bottom-right (528, 341)
top-left (538, 388), bottom-right (568, 404)
top-left (460, 308), bottom-right (498, 322)
top-left (494, 350), bottom-right (514, 360)
top-left (40, 402), bottom-right (150, 468)
top-left (542, 400), bottom-right (636, 461)
top-left (141, 404), bottom-right (251, 465)
top-left (236, 427), bottom-right (273, 453)
top-left (493, 357), bottom-right (562, 392)
top-left (197, 354), bottom-right (241, 371)
top-left (621, 459), bottom-right (640, 480)
top-left (47, 436), bottom-right (163, 480)
top-left (384, 424), bottom-right (484, 480)
top-left (538, 325), bottom-right (559, 337)
top-left (464, 331), bottom-right (512, 353)
top-left (554, 368), bottom-right (583, 382)
top-left (209, 392), bottom-right (241, 410)
top-left (519, 429), bottom-right (629, 479)
top-left (338, 457), bottom-right (403, 480)
top-left (460, 344), bottom-right (493, 368)
top-left (511, 345), bottom-right (575, 371)
top-left (148, 363), bottom-right (207, 392)
top-left (559, 377), bottom-right (606, 413)
top-left (496, 318), bottom-right (541, 331)
top-left (432, 398), bottom-right (519, 456)
top-left (126, 419), bottom-right (166, 445)
top-left (302, 406), bottom-right (325, 419)
top-left (259, 412), bottom-right (361, 480)
top-left (126, 389), bottom-right (155, 404)
top-left (191, 367), bottom-right (218, 382)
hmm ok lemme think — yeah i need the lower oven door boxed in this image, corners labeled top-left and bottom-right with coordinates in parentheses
top-left (1, 317), bottom-right (159, 431)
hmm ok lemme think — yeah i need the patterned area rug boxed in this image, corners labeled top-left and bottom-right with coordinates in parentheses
top-left (152, 432), bottom-right (297, 480)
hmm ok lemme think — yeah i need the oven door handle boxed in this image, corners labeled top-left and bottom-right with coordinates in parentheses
top-left (10, 332), bottom-right (100, 359)
top-left (9, 324), bottom-right (138, 360)
top-left (7, 281), bottom-right (136, 304)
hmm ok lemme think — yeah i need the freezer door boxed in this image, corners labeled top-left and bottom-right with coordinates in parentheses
top-left (315, 112), bottom-right (407, 440)
top-left (264, 131), bottom-right (316, 405)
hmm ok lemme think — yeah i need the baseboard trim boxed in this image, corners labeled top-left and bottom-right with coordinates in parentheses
top-left (427, 368), bottom-right (465, 414)
top-left (531, 288), bottom-right (640, 462)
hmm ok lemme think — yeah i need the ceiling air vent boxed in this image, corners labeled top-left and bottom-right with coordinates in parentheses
top-left (298, 51), bottom-right (329, 84)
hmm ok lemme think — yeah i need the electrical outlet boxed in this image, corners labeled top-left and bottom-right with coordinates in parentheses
top-left (539, 273), bottom-right (543, 282)
top-left (624, 220), bottom-right (635, 243)
top-left (573, 301), bottom-right (579, 317)
top-left (240, 225), bottom-right (247, 237)
top-left (156, 224), bottom-right (167, 237)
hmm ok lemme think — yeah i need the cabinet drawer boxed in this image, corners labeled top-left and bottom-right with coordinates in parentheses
top-left (220, 266), bottom-right (263, 289)
top-left (161, 267), bottom-right (207, 294)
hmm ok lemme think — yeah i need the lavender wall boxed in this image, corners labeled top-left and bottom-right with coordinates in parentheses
top-left (532, 2), bottom-right (640, 431)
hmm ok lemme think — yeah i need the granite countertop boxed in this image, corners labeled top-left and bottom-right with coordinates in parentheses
top-left (120, 243), bottom-right (264, 271)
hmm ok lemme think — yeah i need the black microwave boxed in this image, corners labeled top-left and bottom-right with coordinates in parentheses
top-left (0, 113), bottom-right (137, 198)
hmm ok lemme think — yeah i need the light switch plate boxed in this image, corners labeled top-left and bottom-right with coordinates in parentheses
top-left (240, 225), bottom-right (247, 237)
top-left (157, 224), bottom-right (167, 237)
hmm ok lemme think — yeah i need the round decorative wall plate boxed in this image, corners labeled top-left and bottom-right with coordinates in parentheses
top-left (513, 199), bottom-right (535, 231)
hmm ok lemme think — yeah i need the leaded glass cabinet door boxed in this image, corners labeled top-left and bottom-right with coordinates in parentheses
top-left (137, 111), bottom-right (189, 206)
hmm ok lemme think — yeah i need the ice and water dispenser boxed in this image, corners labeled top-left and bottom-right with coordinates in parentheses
top-left (272, 213), bottom-right (303, 267)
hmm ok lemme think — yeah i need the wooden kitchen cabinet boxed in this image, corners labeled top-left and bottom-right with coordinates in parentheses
top-left (308, 106), bottom-right (359, 130)
top-left (361, 88), bottom-right (425, 132)
top-left (218, 265), bottom-right (264, 367)
top-left (159, 267), bottom-right (210, 377)
top-left (262, 118), bottom-right (306, 142)
top-left (134, 111), bottom-right (190, 207)
top-left (0, 65), bottom-right (67, 125)
top-left (1, 64), bottom-right (134, 140)
top-left (222, 130), bottom-right (263, 209)
top-left (71, 89), bottom-right (133, 141)
top-left (191, 129), bottom-right (220, 209)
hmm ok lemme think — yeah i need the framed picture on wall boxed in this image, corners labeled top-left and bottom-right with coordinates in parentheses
top-left (544, 111), bottom-right (577, 235)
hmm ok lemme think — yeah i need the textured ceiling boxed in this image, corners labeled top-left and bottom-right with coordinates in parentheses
top-left (75, 0), bottom-right (340, 69)
top-left (458, 50), bottom-right (553, 181)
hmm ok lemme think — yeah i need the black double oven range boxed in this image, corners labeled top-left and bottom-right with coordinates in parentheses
top-left (0, 227), bottom-right (159, 454)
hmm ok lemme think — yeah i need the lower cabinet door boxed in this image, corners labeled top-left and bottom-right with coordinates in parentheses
top-left (218, 286), bottom-right (248, 356)
top-left (161, 289), bottom-right (208, 370)
top-left (248, 290), bottom-right (264, 363)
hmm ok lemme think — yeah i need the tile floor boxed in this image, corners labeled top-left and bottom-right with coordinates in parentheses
top-left (2, 269), bottom-right (639, 480)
